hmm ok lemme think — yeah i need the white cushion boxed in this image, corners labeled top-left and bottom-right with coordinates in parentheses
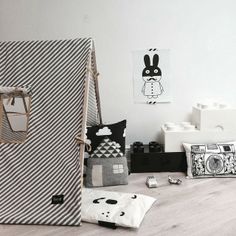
top-left (82, 188), bottom-right (156, 228)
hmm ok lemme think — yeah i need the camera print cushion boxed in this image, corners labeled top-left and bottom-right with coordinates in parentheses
top-left (86, 120), bottom-right (126, 155)
top-left (82, 188), bottom-right (156, 228)
top-left (85, 156), bottom-right (128, 187)
top-left (183, 141), bottom-right (236, 178)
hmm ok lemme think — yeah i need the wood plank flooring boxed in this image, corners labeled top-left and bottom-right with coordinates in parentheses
top-left (0, 172), bottom-right (236, 236)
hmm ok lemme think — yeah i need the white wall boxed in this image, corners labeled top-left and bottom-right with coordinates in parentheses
top-left (1, 0), bottom-right (236, 144)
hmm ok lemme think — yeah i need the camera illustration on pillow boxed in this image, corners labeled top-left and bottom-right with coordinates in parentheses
top-left (183, 142), bottom-right (236, 178)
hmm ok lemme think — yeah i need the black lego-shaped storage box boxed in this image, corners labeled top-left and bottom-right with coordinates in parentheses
top-left (130, 145), bottom-right (187, 173)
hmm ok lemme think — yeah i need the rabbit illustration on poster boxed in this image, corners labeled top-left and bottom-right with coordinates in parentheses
top-left (142, 54), bottom-right (164, 99)
top-left (132, 49), bottom-right (171, 104)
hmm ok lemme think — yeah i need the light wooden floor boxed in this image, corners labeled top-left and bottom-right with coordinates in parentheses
top-left (0, 172), bottom-right (236, 236)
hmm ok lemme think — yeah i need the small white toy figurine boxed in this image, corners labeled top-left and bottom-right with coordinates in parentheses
top-left (146, 176), bottom-right (158, 188)
top-left (168, 176), bottom-right (182, 185)
top-left (142, 54), bottom-right (164, 99)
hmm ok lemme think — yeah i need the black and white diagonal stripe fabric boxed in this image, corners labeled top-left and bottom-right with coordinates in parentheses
top-left (0, 38), bottom-right (98, 226)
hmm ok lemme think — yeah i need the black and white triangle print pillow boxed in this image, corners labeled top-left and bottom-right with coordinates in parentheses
top-left (91, 137), bottom-right (124, 158)
top-left (86, 120), bottom-right (126, 156)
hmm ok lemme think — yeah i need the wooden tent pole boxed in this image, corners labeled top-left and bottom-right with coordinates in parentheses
top-left (79, 40), bottom-right (103, 187)
top-left (91, 42), bottom-right (103, 125)
top-left (79, 78), bottom-right (91, 187)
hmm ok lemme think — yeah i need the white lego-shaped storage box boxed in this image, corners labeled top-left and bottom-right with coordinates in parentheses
top-left (162, 125), bottom-right (236, 152)
top-left (192, 106), bottom-right (236, 131)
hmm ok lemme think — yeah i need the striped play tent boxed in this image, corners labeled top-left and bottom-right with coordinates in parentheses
top-left (0, 38), bottom-right (102, 226)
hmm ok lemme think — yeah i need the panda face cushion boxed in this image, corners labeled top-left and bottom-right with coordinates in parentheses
top-left (82, 189), bottom-right (156, 228)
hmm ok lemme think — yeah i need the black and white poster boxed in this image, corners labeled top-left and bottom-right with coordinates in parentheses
top-left (132, 49), bottom-right (171, 104)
